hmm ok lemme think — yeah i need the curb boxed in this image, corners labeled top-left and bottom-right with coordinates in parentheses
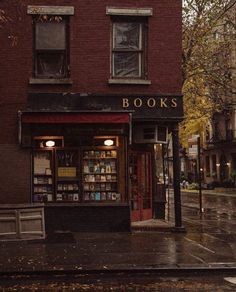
top-left (1, 266), bottom-right (236, 278)
top-left (131, 226), bottom-right (186, 233)
top-left (181, 190), bottom-right (236, 197)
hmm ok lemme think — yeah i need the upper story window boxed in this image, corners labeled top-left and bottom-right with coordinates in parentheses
top-left (106, 7), bottom-right (152, 85)
top-left (34, 15), bottom-right (68, 78)
top-left (27, 6), bottom-right (74, 84)
top-left (112, 20), bottom-right (145, 78)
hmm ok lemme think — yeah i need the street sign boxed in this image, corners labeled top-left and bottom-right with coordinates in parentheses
top-left (188, 145), bottom-right (198, 156)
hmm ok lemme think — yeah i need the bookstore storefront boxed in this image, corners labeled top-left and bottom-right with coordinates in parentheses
top-left (21, 112), bottom-right (130, 205)
top-left (20, 111), bottom-right (131, 232)
top-left (19, 93), bottom-right (183, 232)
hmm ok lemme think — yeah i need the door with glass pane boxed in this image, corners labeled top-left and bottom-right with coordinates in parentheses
top-left (129, 151), bottom-right (152, 221)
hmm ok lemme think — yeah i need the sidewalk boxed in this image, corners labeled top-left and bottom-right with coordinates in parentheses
top-left (1, 189), bottom-right (236, 275)
top-left (0, 227), bottom-right (236, 275)
top-left (181, 188), bottom-right (236, 197)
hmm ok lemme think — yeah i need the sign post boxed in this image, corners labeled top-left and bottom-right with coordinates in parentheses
top-left (188, 135), bottom-right (203, 214)
top-left (197, 136), bottom-right (203, 213)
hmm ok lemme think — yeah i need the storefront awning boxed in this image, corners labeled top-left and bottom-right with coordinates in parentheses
top-left (21, 112), bottom-right (130, 124)
top-left (19, 111), bottom-right (133, 145)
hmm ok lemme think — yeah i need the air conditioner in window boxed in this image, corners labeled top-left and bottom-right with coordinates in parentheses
top-left (133, 125), bottom-right (168, 144)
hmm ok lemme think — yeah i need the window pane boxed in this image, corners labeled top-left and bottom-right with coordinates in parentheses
top-left (36, 52), bottom-right (66, 77)
top-left (113, 52), bottom-right (140, 77)
top-left (113, 23), bottom-right (140, 50)
top-left (36, 21), bottom-right (66, 50)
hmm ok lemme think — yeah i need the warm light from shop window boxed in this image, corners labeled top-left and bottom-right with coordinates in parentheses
top-left (45, 140), bottom-right (55, 147)
top-left (216, 163), bottom-right (220, 167)
top-left (104, 139), bottom-right (114, 146)
top-left (227, 162), bottom-right (231, 167)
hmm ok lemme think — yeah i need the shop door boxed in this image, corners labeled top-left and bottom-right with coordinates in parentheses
top-left (129, 151), bottom-right (152, 222)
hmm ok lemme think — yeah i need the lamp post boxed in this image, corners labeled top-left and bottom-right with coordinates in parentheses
top-left (197, 136), bottom-right (203, 213)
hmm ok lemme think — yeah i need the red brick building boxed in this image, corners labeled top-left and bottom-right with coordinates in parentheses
top-left (0, 0), bottom-right (183, 233)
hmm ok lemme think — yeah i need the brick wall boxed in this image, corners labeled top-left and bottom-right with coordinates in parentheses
top-left (0, 0), bottom-right (182, 133)
top-left (0, 145), bottom-right (30, 203)
top-left (0, 0), bottom-right (182, 203)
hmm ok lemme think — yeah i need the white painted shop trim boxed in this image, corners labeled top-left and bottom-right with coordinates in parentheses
top-left (108, 79), bottom-right (151, 85)
top-left (106, 7), bottom-right (153, 16)
top-left (29, 78), bottom-right (73, 85)
top-left (224, 277), bottom-right (236, 285)
top-left (27, 6), bottom-right (74, 15)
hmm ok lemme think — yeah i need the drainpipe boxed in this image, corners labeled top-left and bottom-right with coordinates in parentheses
top-left (18, 110), bottom-right (22, 145)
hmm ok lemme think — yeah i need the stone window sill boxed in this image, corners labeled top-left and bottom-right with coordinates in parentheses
top-left (108, 79), bottom-right (151, 85)
top-left (29, 78), bottom-right (73, 85)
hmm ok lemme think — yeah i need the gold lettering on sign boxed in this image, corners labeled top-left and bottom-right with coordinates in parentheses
top-left (122, 98), bottom-right (129, 108)
top-left (171, 98), bottom-right (177, 108)
top-left (160, 98), bottom-right (168, 108)
top-left (147, 98), bottom-right (156, 108)
top-left (122, 97), bottom-right (179, 108)
top-left (134, 98), bottom-right (142, 108)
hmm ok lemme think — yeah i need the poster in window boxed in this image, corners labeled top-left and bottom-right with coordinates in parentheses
top-left (34, 151), bottom-right (51, 174)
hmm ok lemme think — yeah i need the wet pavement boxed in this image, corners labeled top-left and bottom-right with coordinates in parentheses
top-left (1, 190), bottom-right (236, 275)
top-left (1, 273), bottom-right (236, 291)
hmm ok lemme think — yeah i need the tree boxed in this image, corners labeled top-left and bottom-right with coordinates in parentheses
top-left (181, 0), bottom-right (236, 147)
top-left (0, 1), bottom-right (25, 46)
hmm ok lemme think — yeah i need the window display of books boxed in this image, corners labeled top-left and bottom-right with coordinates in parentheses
top-left (83, 192), bottom-right (121, 201)
top-left (57, 184), bottom-right (79, 191)
top-left (33, 193), bottom-right (53, 203)
top-left (33, 181), bottom-right (53, 202)
top-left (83, 160), bottom-right (117, 174)
top-left (33, 150), bottom-right (54, 203)
top-left (56, 179), bottom-right (80, 202)
top-left (82, 149), bottom-right (119, 202)
top-left (56, 149), bottom-right (80, 202)
top-left (34, 176), bottom-right (52, 185)
top-left (83, 150), bottom-right (117, 159)
top-left (56, 193), bottom-right (79, 202)
top-left (32, 148), bottom-right (120, 203)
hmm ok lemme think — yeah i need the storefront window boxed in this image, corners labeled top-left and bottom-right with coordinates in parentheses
top-left (33, 150), bottom-right (53, 202)
top-left (82, 149), bottom-right (119, 201)
top-left (32, 136), bottom-right (122, 203)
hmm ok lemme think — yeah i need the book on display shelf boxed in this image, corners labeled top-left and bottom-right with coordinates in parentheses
top-left (95, 192), bottom-right (101, 201)
top-left (73, 193), bottom-right (79, 201)
top-left (84, 193), bottom-right (90, 201)
top-left (90, 192), bottom-right (95, 200)
top-left (56, 194), bottom-right (63, 201)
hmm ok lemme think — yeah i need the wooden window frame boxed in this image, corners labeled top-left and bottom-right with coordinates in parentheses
top-left (33, 15), bottom-right (69, 79)
top-left (28, 6), bottom-right (74, 83)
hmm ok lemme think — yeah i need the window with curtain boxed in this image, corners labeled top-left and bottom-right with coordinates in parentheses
top-left (34, 15), bottom-right (69, 78)
top-left (112, 19), bottom-right (146, 78)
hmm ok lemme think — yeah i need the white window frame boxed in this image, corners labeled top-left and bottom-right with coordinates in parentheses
top-left (112, 22), bottom-right (143, 78)
top-left (107, 7), bottom-right (152, 85)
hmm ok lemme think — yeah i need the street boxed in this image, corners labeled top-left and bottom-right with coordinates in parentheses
top-left (0, 191), bottom-right (236, 290)
top-left (167, 190), bottom-right (236, 266)
top-left (1, 273), bottom-right (236, 291)
top-left (178, 191), bottom-right (236, 234)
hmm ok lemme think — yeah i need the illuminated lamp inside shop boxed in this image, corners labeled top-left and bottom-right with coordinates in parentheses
top-left (104, 139), bottom-right (114, 146)
top-left (45, 140), bottom-right (55, 147)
